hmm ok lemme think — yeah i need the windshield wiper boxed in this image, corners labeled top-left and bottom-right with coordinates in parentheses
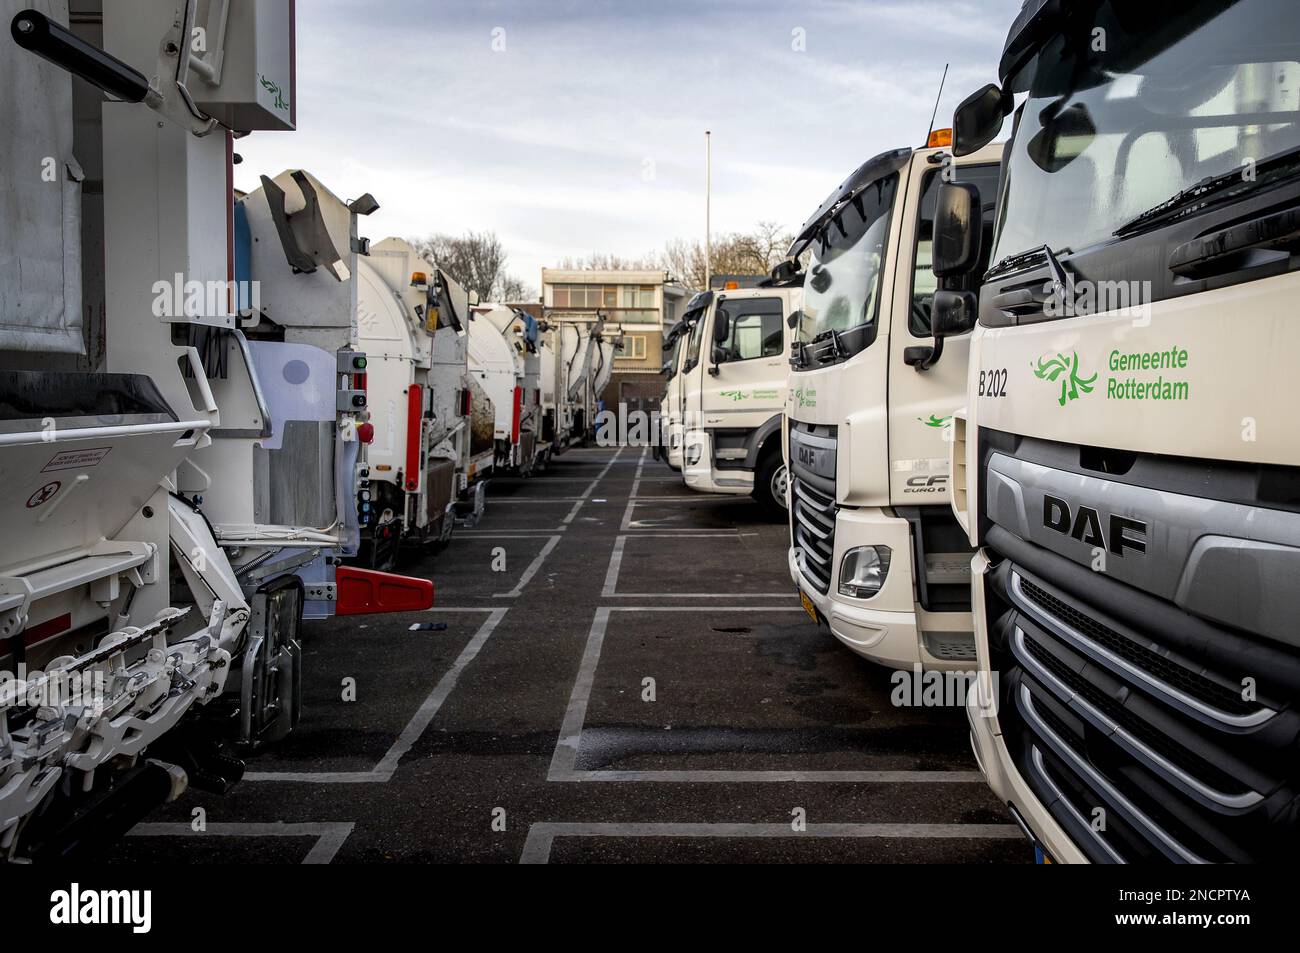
top-left (986, 242), bottom-right (1073, 285)
top-left (1114, 145), bottom-right (1300, 238)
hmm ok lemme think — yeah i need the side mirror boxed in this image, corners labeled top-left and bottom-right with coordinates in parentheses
top-left (953, 83), bottom-right (1008, 157)
top-left (768, 259), bottom-right (800, 284)
top-left (932, 290), bottom-right (978, 338)
top-left (932, 182), bottom-right (983, 278)
top-left (712, 309), bottom-right (730, 345)
top-left (1026, 101), bottom-right (1096, 173)
top-left (709, 309), bottom-right (730, 375)
top-left (904, 290), bottom-right (977, 372)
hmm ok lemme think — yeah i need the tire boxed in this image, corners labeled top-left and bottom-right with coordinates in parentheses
top-left (752, 450), bottom-right (788, 518)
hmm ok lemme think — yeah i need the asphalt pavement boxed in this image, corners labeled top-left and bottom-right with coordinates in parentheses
top-left (111, 446), bottom-right (1026, 864)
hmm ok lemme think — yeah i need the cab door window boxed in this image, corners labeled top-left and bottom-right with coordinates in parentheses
top-left (909, 163), bottom-right (1002, 336)
top-left (715, 297), bottom-right (784, 363)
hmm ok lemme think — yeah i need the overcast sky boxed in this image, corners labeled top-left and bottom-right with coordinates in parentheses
top-left (235, 0), bottom-right (1022, 293)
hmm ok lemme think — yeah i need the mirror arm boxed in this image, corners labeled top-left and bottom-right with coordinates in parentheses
top-left (903, 337), bottom-right (943, 371)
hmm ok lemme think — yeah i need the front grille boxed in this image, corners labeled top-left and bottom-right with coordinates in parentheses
top-left (1016, 576), bottom-right (1258, 718)
top-left (988, 556), bottom-right (1300, 864)
top-left (792, 477), bottom-right (836, 593)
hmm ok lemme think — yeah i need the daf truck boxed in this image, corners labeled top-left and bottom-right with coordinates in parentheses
top-left (944, 0), bottom-right (1300, 863)
top-left (680, 284), bottom-right (803, 513)
top-left (1, 2), bottom-right (429, 860)
top-left (785, 139), bottom-right (1002, 670)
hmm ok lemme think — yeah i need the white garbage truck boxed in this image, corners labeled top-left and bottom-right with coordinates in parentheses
top-left (785, 135), bottom-right (1002, 671)
top-left (468, 304), bottom-right (528, 473)
top-left (944, 0), bottom-right (1300, 864)
top-left (477, 303), bottom-right (552, 473)
top-left (679, 284), bottom-right (804, 514)
top-left (1, 1), bottom-right (430, 860)
top-left (548, 318), bottom-right (617, 448)
top-left (356, 237), bottom-right (477, 567)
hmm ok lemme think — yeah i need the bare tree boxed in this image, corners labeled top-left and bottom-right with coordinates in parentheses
top-left (734, 221), bottom-right (793, 274)
top-left (495, 274), bottom-right (535, 302)
top-left (656, 222), bottom-right (795, 290)
top-left (554, 251), bottom-right (661, 271)
top-left (411, 230), bottom-right (512, 302)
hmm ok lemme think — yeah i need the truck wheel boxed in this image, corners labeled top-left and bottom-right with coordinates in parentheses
top-left (753, 451), bottom-right (788, 517)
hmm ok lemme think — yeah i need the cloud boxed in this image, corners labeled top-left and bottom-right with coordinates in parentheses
top-left (234, 0), bottom-right (1022, 286)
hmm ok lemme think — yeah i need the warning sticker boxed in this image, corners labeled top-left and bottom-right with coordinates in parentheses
top-left (27, 482), bottom-right (61, 508)
top-left (42, 447), bottom-right (111, 472)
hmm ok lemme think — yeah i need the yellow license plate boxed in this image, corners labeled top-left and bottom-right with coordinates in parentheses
top-left (800, 589), bottom-right (818, 623)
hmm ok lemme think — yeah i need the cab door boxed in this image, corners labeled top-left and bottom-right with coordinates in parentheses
top-left (698, 294), bottom-right (788, 434)
top-left (885, 155), bottom-right (1002, 506)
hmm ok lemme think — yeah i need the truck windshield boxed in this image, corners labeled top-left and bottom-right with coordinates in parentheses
top-left (991, 0), bottom-right (1300, 269)
top-left (799, 173), bottom-right (898, 343)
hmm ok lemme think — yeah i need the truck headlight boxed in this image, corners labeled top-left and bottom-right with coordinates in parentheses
top-left (838, 545), bottom-right (891, 599)
top-left (685, 444), bottom-right (702, 466)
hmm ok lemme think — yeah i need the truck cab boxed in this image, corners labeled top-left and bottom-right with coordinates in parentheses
top-left (787, 138), bottom-right (1002, 672)
top-left (947, 0), bottom-right (1300, 863)
top-left (680, 285), bottom-right (803, 513)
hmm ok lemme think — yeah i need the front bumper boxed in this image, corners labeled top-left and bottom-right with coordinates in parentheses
top-left (787, 506), bottom-right (974, 672)
top-left (683, 429), bottom-right (751, 496)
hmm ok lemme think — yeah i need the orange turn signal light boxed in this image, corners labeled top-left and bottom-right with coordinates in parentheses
top-left (927, 127), bottom-right (953, 149)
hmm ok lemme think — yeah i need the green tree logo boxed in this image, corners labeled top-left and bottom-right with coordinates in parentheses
top-left (260, 74), bottom-right (289, 112)
top-left (1033, 351), bottom-right (1097, 406)
top-left (918, 414), bottom-right (952, 428)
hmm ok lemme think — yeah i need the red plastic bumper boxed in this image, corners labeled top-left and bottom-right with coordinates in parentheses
top-left (334, 567), bottom-right (434, 615)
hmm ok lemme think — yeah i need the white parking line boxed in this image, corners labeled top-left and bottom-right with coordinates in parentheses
top-left (601, 533), bottom-right (792, 598)
top-left (245, 608), bottom-right (508, 783)
top-left (519, 821), bottom-right (1022, 863)
top-left (457, 530), bottom-right (567, 537)
top-left (549, 446), bottom-right (625, 527)
top-left (578, 445), bottom-right (626, 499)
top-left (494, 534), bottom-right (562, 598)
top-left (547, 606), bottom-right (985, 784)
top-left (128, 822), bottom-right (356, 864)
top-left (618, 448), bottom-right (647, 530)
top-left (630, 494), bottom-right (752, 501)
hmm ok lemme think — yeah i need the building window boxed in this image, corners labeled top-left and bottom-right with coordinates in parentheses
top-left (551, 283), bottom-right (662, 314)
top-left (552, 284), bottom-right (640, 310)
top-left (620, 285), bottom-right (655, 309)
top-left (617, 334), bottom-right (648, 360)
